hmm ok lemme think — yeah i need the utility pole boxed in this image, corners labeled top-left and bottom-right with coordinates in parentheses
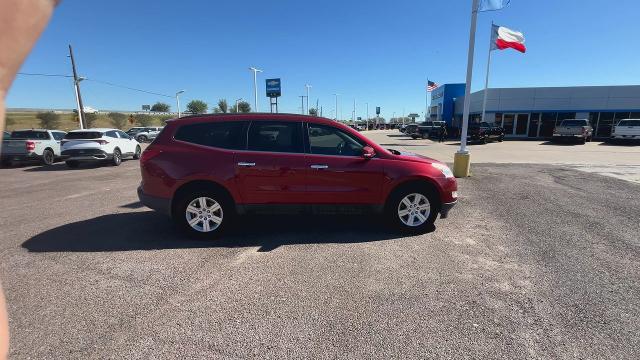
top-left (298, 96), bottom-right (307, 115)
top-left (333, 93), bottom-right (340, 121)
top-left (68, 45), bottom-right (86, 129)
top-left (249, 67), bottom-right (263, 112)
top-left (176, 90), bottom-right (185, 118)
top-left (353, 99), bottom-right (356, 124)
top-left (366, 102), bottom-right (369, 130)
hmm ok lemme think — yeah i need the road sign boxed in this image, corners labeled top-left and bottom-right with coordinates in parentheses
top-left (357, 117), bottom-right (362, 121)
top-left (142, 105), bottom-right (151, 111)
top-left (376, 107), bottom-right (380, 115)
top-left (266, 78), bottom-right (281, 98)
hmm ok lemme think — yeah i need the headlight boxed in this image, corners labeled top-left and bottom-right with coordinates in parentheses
top-left (431, 163), bottom-right (454, 178)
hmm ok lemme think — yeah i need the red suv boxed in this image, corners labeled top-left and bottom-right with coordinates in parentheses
top-left (138, 114), bottom-right (457, 238)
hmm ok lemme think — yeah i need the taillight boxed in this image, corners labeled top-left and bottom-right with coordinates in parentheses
top-left (26, 141), bottom-right (35, 152)
top-left (140, 147), bottom-right (162, 164)
top-left (94, 140), bottom-right (109, 145)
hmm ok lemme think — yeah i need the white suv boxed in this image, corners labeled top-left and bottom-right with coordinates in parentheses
top-left (61, 128), bottom-right (141, 168)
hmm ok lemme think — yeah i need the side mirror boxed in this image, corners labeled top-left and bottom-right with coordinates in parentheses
top-left (362, 146), bottom-right (375, 159)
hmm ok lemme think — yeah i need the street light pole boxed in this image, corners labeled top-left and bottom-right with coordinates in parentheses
top-left (333, 93), bottom-right (340, 121)
top-left (366, 102), bottom-right (369, 130)
top-left (68, 45), bottom-right (86, 129)
top-left (235, 98), bottom-right (243, 113)
top-left (176, 90), bottom-right (185, 118)
top-left (298, 96), bottom-right (307, 115)
top-left (249, 67), bottom-right (263, 112)
top-left (305, 84), bottom-right (312, 114)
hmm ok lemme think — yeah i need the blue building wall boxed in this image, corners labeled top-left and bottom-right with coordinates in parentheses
top-left (431, 83), bottom-right (465, 126)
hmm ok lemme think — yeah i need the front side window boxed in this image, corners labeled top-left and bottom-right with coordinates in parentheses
top-left (308, 124), bottom-right (364, 157)
top-left (174, 121), bottom-right (246, 150)
top-left (116, 131), bottom-right (129, 139)
top-left (247, 121), bottom-right (303, 153)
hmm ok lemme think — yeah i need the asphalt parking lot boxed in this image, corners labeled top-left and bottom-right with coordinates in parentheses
top-left (1, 134), bottom-right (639, 359)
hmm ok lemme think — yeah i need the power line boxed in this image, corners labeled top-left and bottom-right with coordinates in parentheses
top-left (16, 72), bottom-right (173, 98)
top-left (17, 72), bottom-right (73, 78)
top-left (84, 78), bottom-right (173, 98)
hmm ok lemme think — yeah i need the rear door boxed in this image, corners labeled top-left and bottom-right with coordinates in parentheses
top-left (234, 121), bottom-right (308, 204)
top-left (304, 122), bottom-right (384, 204)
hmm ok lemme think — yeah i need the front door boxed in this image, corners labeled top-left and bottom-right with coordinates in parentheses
top-left (234, 121), bottom-right (307, 204)
top-left (304, 123), bottom-right (384, 204)
top-left (502, 113), bottom-right (529, 136)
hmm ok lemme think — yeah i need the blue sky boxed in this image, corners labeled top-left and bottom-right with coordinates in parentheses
top-left (7, 0), bottom-right (640, 120)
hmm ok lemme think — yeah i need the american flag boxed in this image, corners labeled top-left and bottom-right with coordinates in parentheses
top-left (427, 80), bottom-right (439, 92)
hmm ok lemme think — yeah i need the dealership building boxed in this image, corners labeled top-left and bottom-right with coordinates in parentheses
top-left (429, 84), bottom-right (640, 138)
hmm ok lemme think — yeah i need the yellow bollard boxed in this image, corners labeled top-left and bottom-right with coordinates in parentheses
top-left (453, 151), bottom-right (471, 178)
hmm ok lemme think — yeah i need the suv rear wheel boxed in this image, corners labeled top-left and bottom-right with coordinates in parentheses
top-left (138, 135), bottom-right (148, 142)
top-left (111, 148), bottom-right (122, 166)
top-left (386, 185), bottom-right (439, 234)
top-left (174, 189), bottom-right (233, 239)
top-left (42, 149), bottom-right (54, 165)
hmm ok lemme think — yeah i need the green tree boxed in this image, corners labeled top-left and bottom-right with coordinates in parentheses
top-left (186, 100), bottom-right (208, 114)
top-left (36, 112), bottom-right (60, 129)
top-left (150, 102), bottom-right (170, 112)
top-left (84, 112), bottom-right (98, 128)
top-left (107, 112), bottom-right (127, 129)
top-left (309, 108), bottom-right (318, 116)
top-left (134, 114), bottom-right (154, 126)
top-left (213, 99), bottom-right (228, 113)
top-left (237, 101), bottom-right (251, 113)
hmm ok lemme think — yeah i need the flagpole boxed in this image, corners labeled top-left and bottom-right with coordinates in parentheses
top-left (481, 21), bottom-right (494, 123)
top-left (453, 0), bottom-right (479, 178)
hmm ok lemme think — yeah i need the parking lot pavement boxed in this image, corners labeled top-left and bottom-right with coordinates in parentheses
top-left (1, 158), bottom-right (639, 358)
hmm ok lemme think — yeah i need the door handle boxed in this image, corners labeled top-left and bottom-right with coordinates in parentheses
top-left (237, 162), bottom-right (256, 167)
top-left (310, 164), bottom-right (328, 169)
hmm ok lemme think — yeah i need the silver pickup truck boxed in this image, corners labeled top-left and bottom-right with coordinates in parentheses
top-left (1, 129), bottom-right (67, 166)
top-left (552, 119), bottom-right (593, 144)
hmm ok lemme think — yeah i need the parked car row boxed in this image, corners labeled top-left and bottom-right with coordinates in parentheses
top-left (126, 126), bottom-right (163, 143)
top-left (1, 128), bottom-right (141, 167)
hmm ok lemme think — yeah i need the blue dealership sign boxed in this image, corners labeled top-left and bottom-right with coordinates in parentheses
top-left (266, 78), bottom-right (281, 98)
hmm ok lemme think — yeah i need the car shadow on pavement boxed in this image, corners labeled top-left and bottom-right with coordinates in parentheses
top-left (22, 211), bottom-right (429, 253)
top-left (23, 162), bottom-right (104, 172)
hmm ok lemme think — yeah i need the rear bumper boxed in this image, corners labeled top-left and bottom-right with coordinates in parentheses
top-left (138, 185), bottom-right (171, 216)
top-left (440, 200), bottom-right (457, 219)
top-left (1, 152), bottom-right (41, 162)
top-left (61, 149), bottom-right (110, 161)
top-left (552, 134), bottom-right (585, 138)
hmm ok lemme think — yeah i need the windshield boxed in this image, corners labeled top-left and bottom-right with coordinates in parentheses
top-left (64, 131), bottom-right (103, 139)
top-left (617, 120), bottom-right (640, 127)
top-left (10, 131), bottom-right (50, 139)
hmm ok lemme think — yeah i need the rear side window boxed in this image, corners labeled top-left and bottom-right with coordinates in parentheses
top-left (248, 121), bottom-right (303, 153)
top-left (174, 121), bottom-right (246, 150)
top-left (10, 131), bottom-right (50, 140)
top-left (52, 132), bottom-right (66, 140)
top-left (64, 131), bottom-right (103, 139)
top-left (617, 120), bottom-right (640, 127)
top-left (105, 131), bottom-right (119, 138)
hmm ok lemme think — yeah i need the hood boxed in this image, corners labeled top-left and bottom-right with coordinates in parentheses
top-left (392, 150), bottom-right (440, 165)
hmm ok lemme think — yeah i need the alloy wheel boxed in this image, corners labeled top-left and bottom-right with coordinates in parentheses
top-left (397, 193), bottom-right (431, 227)
top-left (185, 197), bottom-right (223, 233)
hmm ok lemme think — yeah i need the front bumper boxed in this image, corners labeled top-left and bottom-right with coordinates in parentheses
top-left (440, 200), bottom-right (457, 219)
top-left (61, 149), bottom-right (110, 161)
top-left (137, 185), bottom-right (171, 216)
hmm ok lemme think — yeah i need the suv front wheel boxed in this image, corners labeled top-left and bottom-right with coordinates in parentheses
top-left (386, 185), bottom-right (439, 234)
top-left (174, 190), bottom-right (232, 239)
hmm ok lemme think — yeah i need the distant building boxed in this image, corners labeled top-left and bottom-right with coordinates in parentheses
top-left (430, 84), bottom-right (640, 138)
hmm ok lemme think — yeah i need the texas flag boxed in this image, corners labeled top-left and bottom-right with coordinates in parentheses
top-left (491, 24), bottom-right (526, 53)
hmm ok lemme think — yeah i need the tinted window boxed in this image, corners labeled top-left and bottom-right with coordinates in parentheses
top-left (174, 121), bottom-right (246, 150)
top-left (105, 131), bottom-right (119, 138)
top-left (617, 120), bottom-right (640, 127)
top-left (65, 131), bottom-right (103, 139)
top-left (116, 131), bottom-right (129, 138)
top-left (308, 124), bottom-right (364, 156)
top-left (10, 131), bottom-right (50, 140)
top-left (560, 120), bottom-right (589, 127)
top-left (248, 121), bottom-right (303, 153)
top-left (52, 132), bottom-right (66, 140)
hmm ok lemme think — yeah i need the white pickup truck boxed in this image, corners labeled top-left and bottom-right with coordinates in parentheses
top-left (1, 129), bottom-right (67, 166)
top-left (552, 119), bottom-right (593, 144)
top-left (611, 119), bottom-right (640, 142)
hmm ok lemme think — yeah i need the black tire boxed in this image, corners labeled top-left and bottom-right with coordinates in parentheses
top-left (41, 149), bottom-right (54, 165)
top-left (580, 138), bottom-right (587, 145)
top-left (482, 136), bottom-right (488, 144)
top-left (385, 184), bottom-right (439, 234)
top-left (498, 135), bottom-right (504, 142)
top-left (111, 148), bottom-right (122, 166)
top-left (173, 188), bottom-right (234, 239)
top-left (133, 145), bottom-right (141, 160)
top-left (1, 159), bottom-right (11, 168)
top-left (138, 135), bottom-right (148, 143)
top-left (65, 160), bottom-right (79, 168)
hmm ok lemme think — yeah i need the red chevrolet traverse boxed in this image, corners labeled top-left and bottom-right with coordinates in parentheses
top-left (138, 114), bottom-right (457, 238)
